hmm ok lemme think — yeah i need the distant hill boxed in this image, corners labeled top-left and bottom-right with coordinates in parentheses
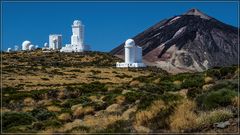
top-left (110, 9), bottom-right (239, 73)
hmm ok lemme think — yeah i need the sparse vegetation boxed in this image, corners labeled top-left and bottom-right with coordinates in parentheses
top-left (2, 51), bottom-right (238, 133)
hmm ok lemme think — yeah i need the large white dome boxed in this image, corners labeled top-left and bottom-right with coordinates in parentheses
top-left (125, 39), bottom-right (135, 47)
top-left (22, 40), bottom-right (31, 50)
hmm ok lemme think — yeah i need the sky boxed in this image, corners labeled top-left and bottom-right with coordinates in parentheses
top-left (2, 1), bottom-right (239, 52)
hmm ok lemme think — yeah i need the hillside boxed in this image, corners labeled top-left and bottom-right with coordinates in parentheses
top-left (110, 9), bottom-right (239, 73)
top-left (1, 51), bottom-right (239, 133)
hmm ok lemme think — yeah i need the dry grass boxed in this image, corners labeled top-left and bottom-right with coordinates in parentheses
top-left (122, 106), bottom-right (137, 120)
top-left (22, 107), bottom-right (34, 112)
top-left (231, 96), bottom-right (239, 108)
top-left (23, 97), bottom-right (35, 106)
top-left (169, 99), bottom-right (197, 132)
top-left (83, 114), bottom-right (122, 130)
top-left (196, 108), bottom-right (233, 127)
top-left (106, 104), bottom-right (122, 113)
top-left (135, 100), bottom-right (165, 126)
top-left (71, 104), bottom-right (82, 111)
top-left (58, 90), bottom-right (65, 99)
top-left (173, 80), bottom-right (182, 86)
top-left (204, 76), bottom-right (214, 84)
top-left (202, 84), bottom-right (214, 91)
top-left (115, 95), bottom-right (125, 105)
top-left (58, 113), bottom-right (71, 121)
top-left (47, 106), bottom-right (61, 112)
top-left (73, 106), bottom-right (94, 118)
top-left (130, 80), bottom-right (140, 87)
top-left (133, 125), bottom-right (151, 133)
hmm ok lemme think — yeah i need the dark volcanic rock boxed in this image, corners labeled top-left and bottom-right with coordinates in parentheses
top-left (110, 8), bottom-right (239, 73)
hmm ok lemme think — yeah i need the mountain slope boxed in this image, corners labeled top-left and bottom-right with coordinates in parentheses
top-left (110, 9), bottom-right (239, 73)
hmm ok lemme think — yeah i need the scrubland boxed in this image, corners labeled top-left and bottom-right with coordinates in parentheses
top-left (1, 50), bottom-right (239, 133)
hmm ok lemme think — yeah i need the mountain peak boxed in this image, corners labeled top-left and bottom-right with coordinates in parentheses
top-left (184, 8), bottom-right (212, 20)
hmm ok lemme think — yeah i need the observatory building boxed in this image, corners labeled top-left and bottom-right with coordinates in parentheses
top-left (116, 39), bottom-right (146, 68)
top-left (49, 34), bottom-right (62, 50)
top-left (60, 20), bottom-right (90, 52)
top-left (7, 48), bottom-right (12, 52)
top-left (22, 40), bottom-right (31, 51)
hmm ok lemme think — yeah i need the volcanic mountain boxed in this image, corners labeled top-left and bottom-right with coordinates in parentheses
top-left (110, 9), bottom-right (239, 73)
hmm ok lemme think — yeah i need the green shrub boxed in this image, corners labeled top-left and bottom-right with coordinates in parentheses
top-left (62, 97), bottom-right (91, 108)
top-left (102, 93), bottom-right (119, 105)
top-left (205, 69), bottom-right (221, 79)
top-left (159, 81), bottom-right (178, 91)
top-left (3, 112), bottom-right (36, 130)
top-left (181, 74), bottom-right (204, 89)
top-left (196, 88), bottom-right (237, 110)
top-left (160, 93), bottom-right (182, 104)
top-left (187, 88), bottom-right (202, 99)
top-left (138, 95), bottom-right (160, 110)
top-left (43, 119), bottom-right (62, 128)
top-left (31, 108), bottom-right (55, 121)
top-left (81, 81), bottom-right (107, 93)
top-left (219, 66), bottom-right (236, 78)
top-left (140, 83), bottom-right (164, 93)
top-left (124, 92), bottom-right (142, 103)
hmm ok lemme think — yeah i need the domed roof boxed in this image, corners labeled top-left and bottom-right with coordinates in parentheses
top-left (73, 20), bottom-right (81, 26)
top-left (125, 39), bottom-right (135, 47)
top-left (22, 40), bottom-right (31, 46)
top-left (22, 40), bottom-right (31, 50)
top-left (29, 44), bottom-right (35, 50)
top-left (7, 48), bottom-right (12, 52)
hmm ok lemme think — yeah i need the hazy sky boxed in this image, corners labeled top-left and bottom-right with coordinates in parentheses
top-left (2, 1), bottom-right (239, 52)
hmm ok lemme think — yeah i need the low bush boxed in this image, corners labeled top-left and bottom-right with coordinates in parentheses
top-left (140, 83), bottom-right (164, 94)
top-left (3, 112), bottom-right (36, 130)
top-left (181, 74), bottom-right (204, 89)
top-left (31, 108), bottom-right (55, 121)
top-left (124, 92), bottom-right (143, 104)
top-left (196, 88), bottom-right (237, 110)
top-left (186, 88), bottom-right (202, 99)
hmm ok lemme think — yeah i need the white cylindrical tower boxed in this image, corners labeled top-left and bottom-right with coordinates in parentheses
top-left (125, 39), bottom-right (135, 63)
top-left (71, 20), bottom-right (84, 46)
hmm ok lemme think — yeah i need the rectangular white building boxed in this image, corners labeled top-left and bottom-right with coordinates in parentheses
top-left (49, 34), bottom-right (62, 50)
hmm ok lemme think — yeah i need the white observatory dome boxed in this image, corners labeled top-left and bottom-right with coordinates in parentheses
top-left (22, 40), bottom-right (31, 50)
top-left (7, 48), bottom-right (12, 52)
top-left (125, 39), bottom-right (135, 47)
top-left (73, 20), bottom-right (81, 26)
top-left (29, 44), bottom-right (35, 51)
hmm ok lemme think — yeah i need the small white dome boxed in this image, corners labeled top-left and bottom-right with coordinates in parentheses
top-left (7, 48), bottom-right (12, 52)
top-left (73, 20), bottom-right (81, 26)
top-left (125, 39), bottom-right (135, 47)
top-left (22, 40), bottom-right (31, 50)
top-left (14, 45), bottom-right (19, 51)
top-left (29, 44), bottom-right (35, 50)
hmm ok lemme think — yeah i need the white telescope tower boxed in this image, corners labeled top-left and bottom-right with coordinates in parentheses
top-left (71, 20), bottom-right (84, 51)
